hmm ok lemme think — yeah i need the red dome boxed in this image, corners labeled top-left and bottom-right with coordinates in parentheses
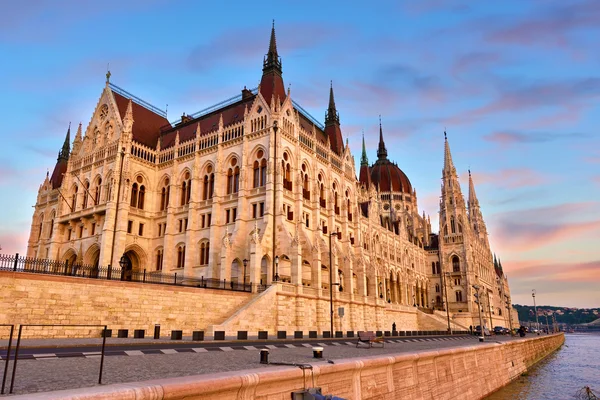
top-left (369, 160), bottom-right (412, 193)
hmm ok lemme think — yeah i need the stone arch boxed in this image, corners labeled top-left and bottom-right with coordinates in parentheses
top-left (122, 243), bottom-right (147, 273)
top-left (249, 144), bottom-right (268, 161)
top-left (231, 258), bottom-right (242, 283)
top-left (260, 255), bottom-right (269, 285)
top-left (83, 243), bottom-right (101, 267)
top-left (302, 260), bottom-right (312, 286)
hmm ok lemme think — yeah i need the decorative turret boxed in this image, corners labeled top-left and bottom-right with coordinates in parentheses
top-left (49, 125), bottom-right (71, 189)
top-left (324, 82), bottom-right (344, 154)
top-left (439, 131), bottom-right (467, 237)
top-left (468, 169), bottom-right (488, 239)
top-left (259, 21), bottom-right (286, 107)
top-left (72, 123), bottom-right (83, 156)
top-left (376, 116), bottom-right (388, 161)
top-left (359, 133), bottom-right (371, 189)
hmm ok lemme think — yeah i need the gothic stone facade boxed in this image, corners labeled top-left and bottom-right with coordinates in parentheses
top-left (27, 25), bottom-right (514, 330)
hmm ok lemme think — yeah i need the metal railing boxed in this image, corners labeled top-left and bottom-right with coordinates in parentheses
top-left (0, 254), bottom-right (253, 292)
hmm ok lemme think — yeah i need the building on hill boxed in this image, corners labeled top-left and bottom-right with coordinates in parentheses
top-left (26, 24), bottom-right (514, 332)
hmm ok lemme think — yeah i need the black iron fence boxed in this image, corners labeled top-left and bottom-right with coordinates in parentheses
top-left (0, 253), bottom-right (254, 292)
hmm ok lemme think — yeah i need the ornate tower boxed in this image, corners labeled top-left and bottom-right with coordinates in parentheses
top-left (439, 132), bottom-right (471, 312)
top-left (259, 21), bottom-right (286, 107)
top-left (324, 82), bottom-right (344, 155)
top-left (49, 125), bottom-right (71, 189)
top-left (468, 170), bottom-right (488, 243)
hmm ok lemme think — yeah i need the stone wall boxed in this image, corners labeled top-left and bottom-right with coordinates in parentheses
top-left (17, 333), bottom-right (565, 400)
top-left (0, 271), bottom-right (252, 338)
top-left (0, 272), bottom-right (451, 338)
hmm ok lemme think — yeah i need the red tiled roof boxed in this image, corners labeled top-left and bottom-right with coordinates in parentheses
top-left (112, 91), bottom-right (171, 148)
top-left (50, 160), bottom-right (68, 189)
top-left (159, 96), bottom-right (256, 149)
top-left (259, 71), bottom-right (286, 107)
top-left (370, 161), bottom-right (412, 193)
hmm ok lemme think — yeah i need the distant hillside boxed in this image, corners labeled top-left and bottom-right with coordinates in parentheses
top-left (513, 304), bottom-right (600, 325)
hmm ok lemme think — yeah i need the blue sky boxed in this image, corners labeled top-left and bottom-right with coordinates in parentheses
top-left (0, 0), bottom-right (599, 307)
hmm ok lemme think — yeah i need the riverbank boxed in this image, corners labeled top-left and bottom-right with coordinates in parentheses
top-left (486, 332), bottom-right (599, 399)
top-left (10, 333), bottom-right (564, 399)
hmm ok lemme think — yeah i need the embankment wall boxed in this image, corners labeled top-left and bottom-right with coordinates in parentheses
top-left (16, 333), bottom-right (565, 400)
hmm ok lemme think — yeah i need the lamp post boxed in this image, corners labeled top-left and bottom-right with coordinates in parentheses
top-left (119, 254), bottom-right (128, 281)
top-left (328, 230), bottom-right (341, 336)
top-left (274, 255), bottom-right (279, 282)
top-left (271, 121), bottom-right (279, 284)
top-left (242, 258), bottom-right (248, 290)
top-left (443, 272), bottom-right (452, 335)
top-left (473, 284), bottom-right (485, 341)
top-left (544, 311), bottom-right (550, 334)
top-left (532, 289), bottom-right (540, 334)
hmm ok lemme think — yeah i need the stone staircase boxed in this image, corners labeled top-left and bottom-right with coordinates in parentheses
top-left (205, 284), bottom-right (278, 335)
top-left (416, 309), bottom-right (468, 332)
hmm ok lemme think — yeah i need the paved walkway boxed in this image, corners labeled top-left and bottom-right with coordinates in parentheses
top-left (1, 334), bottom-right (524, 397)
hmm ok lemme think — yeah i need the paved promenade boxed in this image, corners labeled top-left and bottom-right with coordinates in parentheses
top-left (1, 334), bottom-right (524, 397)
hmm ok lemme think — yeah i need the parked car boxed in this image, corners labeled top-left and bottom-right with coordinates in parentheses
top-left (474, 325), bottom-right (491, 336)
top-left (493, 326), bottom-right (506, 335)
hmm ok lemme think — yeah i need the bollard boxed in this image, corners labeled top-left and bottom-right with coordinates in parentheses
top-left (260, 349), bottom-right (269, 364)
top-left (312, 347), bottom-right (323, 359)
top-left (154, 324), bottom-right (160, 339)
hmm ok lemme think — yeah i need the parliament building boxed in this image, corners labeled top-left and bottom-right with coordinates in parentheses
top-left (27, 25), bottom-right (515, 333)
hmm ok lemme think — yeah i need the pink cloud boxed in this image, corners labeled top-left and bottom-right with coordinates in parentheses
top-left (0, 230), bottom-right (30, 255)
top-left (463, 168), bottom-right (548, 190)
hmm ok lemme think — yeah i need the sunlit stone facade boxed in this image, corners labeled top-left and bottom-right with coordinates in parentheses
top-left (27, 25), bottom-right (514, 330)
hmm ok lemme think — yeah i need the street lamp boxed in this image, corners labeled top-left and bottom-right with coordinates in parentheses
top-left (473, 284), bottom-right (485, 341)
top-left (544, 311), bottom-right (550, 334)
top-left (242, 258), bottom-right (248, 289)
top-left (271, 120), bottom-right (279, 286)
top-left (119, 254), bottom-right (128, 281)
top-left (274, 255), bottom-right (279, 282)
top-left (328, 230), bottom-right (341, 336)
top-left (443, 272), bottom-right (452, 335)
top-left (532, 289), bottom-right (540, 335)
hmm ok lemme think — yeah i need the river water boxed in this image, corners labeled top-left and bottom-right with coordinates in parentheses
top-left (486, 333), bottom-right (600, 399)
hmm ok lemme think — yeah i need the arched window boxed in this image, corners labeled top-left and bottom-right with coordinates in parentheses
top-left (253, 160), bottom-right (260, 188)
top-left (436, 262), bottom-right (440, 274)
top-left (333, 182), bottom-right (339, 215)
top-left (156, 249), bottom-right (163, 271)
top-left (200, 241), bottom-right (210, 265)
top-left (452, 256), bottom-right (460, 272)
top-left (431, 262), bottom-right (436, 274)
top-left (38, 213), bottom-right (44, 241)
top-left (137, 185), bottom-right (145, 209)
top-left (177, 245), bottom-right (186, 269)
top-left (83, 182), bottom-right (90, 208)
top-left (260, 159), bottom-right (267, 186)
top-left (72, 186), bottom-right (78, 211)
top-left (435, 284), bottom-right (440, 293)
top-left (160, 179), bottom-right (170, 211)
top-left (49, 212), bottom-right (55, 239)
top-left (95, 178), bottom-right (102, 205)
top-left (209, 173), bottom-right (214, 198)
top-left (302, 164), bottom-right (310, 200)
top-left (318, 174), bottom-right (325, 207)
top-left (451, 217), bottom-right (456, 234)
top-left (455, 290), bottom-right (463, 302)
top-left (233, 166), bottom-right (240, 193)
top-left (181, 181), bottom-right (187, 205)
top-left (180, 172), bottom-right (191, 205)
top-left (130, 183), bottom-right (138, 207)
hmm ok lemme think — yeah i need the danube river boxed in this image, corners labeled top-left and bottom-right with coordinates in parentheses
top-left (486, 333), bottom-right (599, 399)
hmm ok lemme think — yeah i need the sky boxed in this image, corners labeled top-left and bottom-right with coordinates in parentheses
top-left (0, 0), bottom-right (598, 308)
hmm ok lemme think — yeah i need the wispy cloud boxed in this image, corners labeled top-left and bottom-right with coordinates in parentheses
top-left (465, 168), bottom-right (548, 189)
top-left (484, 131), bottom-right (588, 146)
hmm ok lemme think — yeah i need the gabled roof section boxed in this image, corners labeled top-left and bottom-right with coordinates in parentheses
top-left (50, 125), bottom-right (70, 189)
top-left (110, 83), bottom-right (171, 148)
top-left (159, 91), bottom-right (256, 149)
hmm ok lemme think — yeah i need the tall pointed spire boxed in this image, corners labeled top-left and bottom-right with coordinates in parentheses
top-left (376, 116), bottom-right (388, 161)
top-left (443, 130), bottom-right (456, 177)
top-left (58, 123), bottom-right (71, 161)
top-left (468, 169), bottom-right (479, 207)
top-left (361, 133), bottom-right (369, 166)
top-left (324, 81), bottom-right (343, 154)
top-left (259, 21), bottom-right (285, 106)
